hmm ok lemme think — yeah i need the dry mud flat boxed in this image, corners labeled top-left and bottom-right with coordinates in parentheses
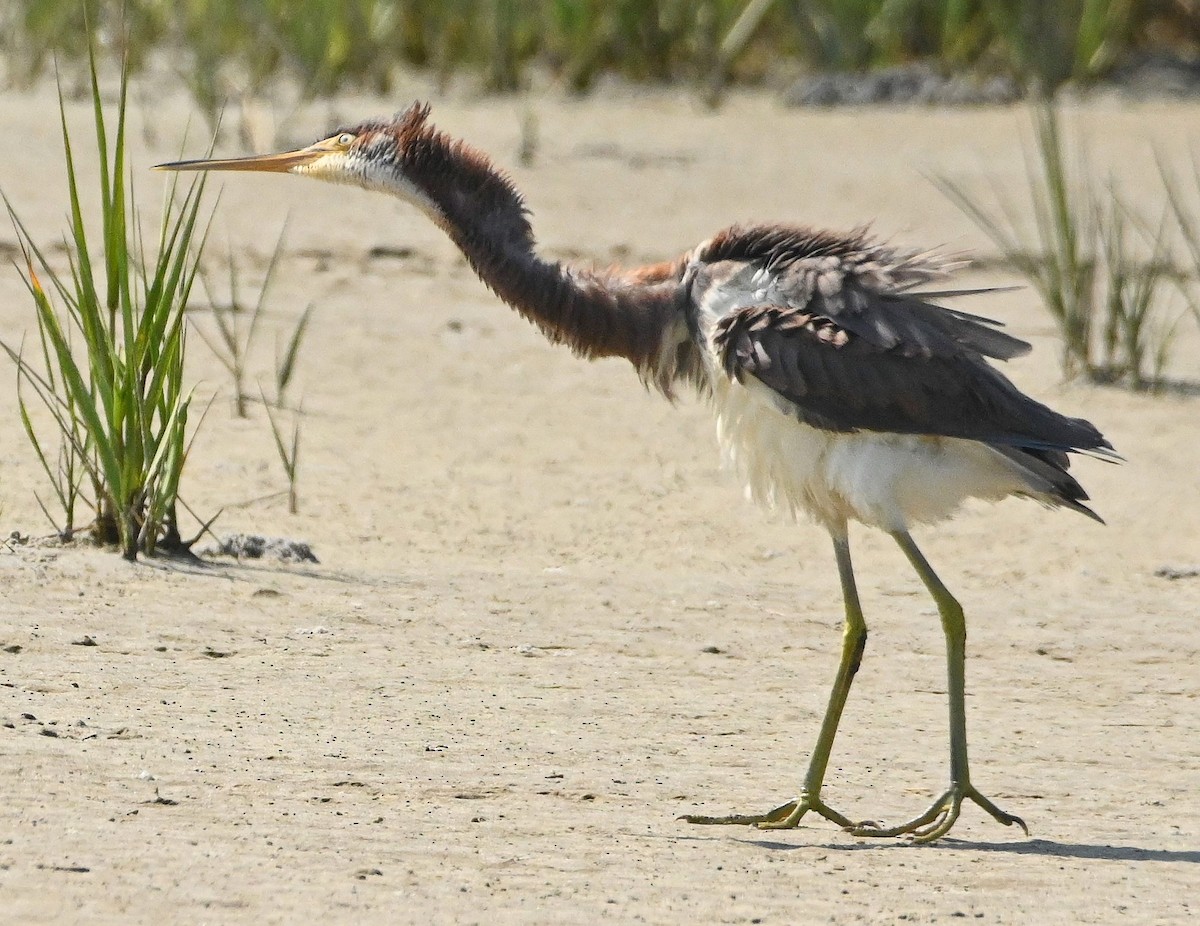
top-left (1, 82), bottom-right (1199, 924)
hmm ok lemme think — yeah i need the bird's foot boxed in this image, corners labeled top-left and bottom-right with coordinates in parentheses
top-left (849, 781), bottom-right (1028, 844)
top-left (682, 792), bottom-right (868, 831)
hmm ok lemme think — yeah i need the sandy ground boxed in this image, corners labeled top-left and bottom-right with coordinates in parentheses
top-left (1, 76), bottom-right (1199, 924)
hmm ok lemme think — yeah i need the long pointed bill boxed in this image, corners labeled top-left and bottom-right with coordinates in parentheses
top-left (154, 144), bottom-right (328, 173)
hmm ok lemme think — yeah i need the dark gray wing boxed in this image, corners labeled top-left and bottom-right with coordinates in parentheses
top-left (713, 284), bottom-right (1110, 454)
top-left (765, 258), bottom-right (1032, 362)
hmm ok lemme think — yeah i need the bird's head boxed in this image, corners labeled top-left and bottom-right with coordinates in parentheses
top-left (156, 102), bottom-right (454, 224)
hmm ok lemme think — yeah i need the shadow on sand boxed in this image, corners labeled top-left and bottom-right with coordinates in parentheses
top-left (742, 836), bottom-right (1200, 863)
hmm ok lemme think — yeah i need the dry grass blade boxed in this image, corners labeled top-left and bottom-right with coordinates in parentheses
top-left (193, 224), bottom-right (290, 417)
top-left (1095, 192), bottom-right (1178, 390)
top-left (1157, 151), bottom-right (1200, 334)
top-left (261, 386), bottom-right (301, 515)
top-left (274, 303), bottom-right (313, 407)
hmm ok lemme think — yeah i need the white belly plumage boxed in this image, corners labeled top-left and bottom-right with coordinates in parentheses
top-left (709, 375), bottom-right (1032, 535)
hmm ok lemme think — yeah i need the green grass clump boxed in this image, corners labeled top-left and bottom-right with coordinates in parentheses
top-left (1, 47), bottom-right (211, 560)
top-left (936, 101), bottom-right (1182, 390)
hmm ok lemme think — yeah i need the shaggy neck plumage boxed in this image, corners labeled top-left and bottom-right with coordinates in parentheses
top-left (373, 110), bottom-right (686, 386)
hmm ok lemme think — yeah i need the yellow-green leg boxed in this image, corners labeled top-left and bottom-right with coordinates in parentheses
top-left (850, 531), bottom-right (1029, 844)
top-left (683, 533), bottom-right (867, 831)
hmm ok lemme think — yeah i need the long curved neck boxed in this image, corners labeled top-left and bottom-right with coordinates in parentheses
top-left (448, 210), bottom-right (687, 382)
top-left (380, 122), bottom-right (688, 388)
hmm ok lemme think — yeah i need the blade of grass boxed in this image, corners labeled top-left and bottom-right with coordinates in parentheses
top-left (275, 303), bottom-right (313, 403)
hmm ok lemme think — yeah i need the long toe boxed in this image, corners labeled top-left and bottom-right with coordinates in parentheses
top-left (848, 783), bottom-right (1027, 844)
top-left (684, 795), bottom-right (859, 831)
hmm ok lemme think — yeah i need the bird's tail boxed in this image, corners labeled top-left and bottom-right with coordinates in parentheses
top-left (989, 444), bottom-right (1105, 523)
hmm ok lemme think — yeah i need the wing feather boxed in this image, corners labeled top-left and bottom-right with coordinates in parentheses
top-left (696, 225), bottom-right (1111, 453)
top-left (714, 299), bottom-right (1107, 452)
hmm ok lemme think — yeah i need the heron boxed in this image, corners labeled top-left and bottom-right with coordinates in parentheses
top-left (158, 102), bottom-right (1115, 843)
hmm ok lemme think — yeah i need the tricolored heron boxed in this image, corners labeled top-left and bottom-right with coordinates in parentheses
top-left (158, 103), bottom-right (1115, 843)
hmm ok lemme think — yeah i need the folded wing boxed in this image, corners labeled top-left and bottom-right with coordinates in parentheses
top-left (712, 277), bottom-right (1109, 455)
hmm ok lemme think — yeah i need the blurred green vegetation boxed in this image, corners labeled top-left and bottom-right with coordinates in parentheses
top-left (2, 1), bottom-right (1196, 105)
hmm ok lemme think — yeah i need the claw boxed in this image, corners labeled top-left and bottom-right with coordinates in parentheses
top-left (849, 782), bottom-right (1027, 844)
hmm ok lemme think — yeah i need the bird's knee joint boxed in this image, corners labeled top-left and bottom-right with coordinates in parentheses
top-left (936, 599), bottom-right (966, 633)
top-left (847, 627), bottom-right (867, 674)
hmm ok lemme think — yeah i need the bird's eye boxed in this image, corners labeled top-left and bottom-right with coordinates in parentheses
top-left (336, 132), bottom-right (356, 147)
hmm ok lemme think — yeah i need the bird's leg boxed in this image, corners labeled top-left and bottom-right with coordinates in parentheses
top-left (684, 533), bottom-right (866, 831)
top-left (850, 531), bottom-right (1029, 844)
